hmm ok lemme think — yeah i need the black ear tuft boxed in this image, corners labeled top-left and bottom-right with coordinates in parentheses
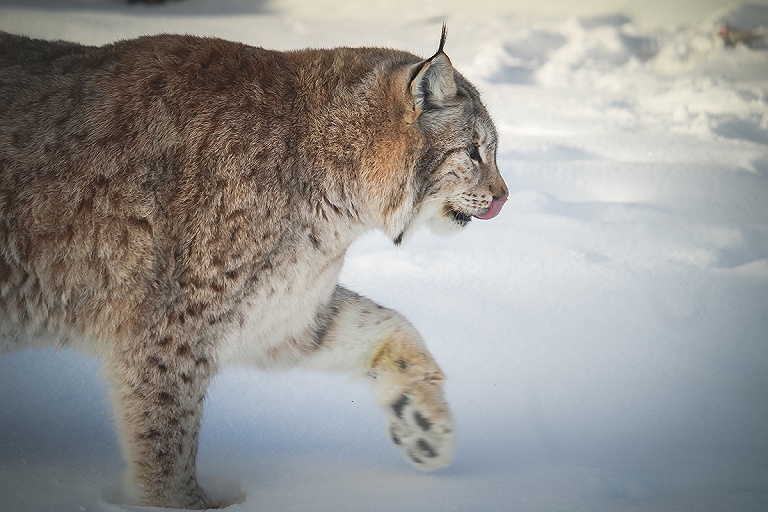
top-left (437, 23), bottom-right (447, 55)
top-left (407, 24), bottom-right (457, 116)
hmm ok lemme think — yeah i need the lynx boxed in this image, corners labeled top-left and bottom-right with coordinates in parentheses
top-left (0, 27), bottom-right (508, 509)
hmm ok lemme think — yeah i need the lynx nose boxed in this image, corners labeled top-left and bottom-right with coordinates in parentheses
top-left (492, 176), bottom-right (509, 201)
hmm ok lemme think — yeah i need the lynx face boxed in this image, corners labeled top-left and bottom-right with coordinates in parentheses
top-left (419, 100), bottom-right (507, 237)
top-left (391, 33), bottom-right (508, 243)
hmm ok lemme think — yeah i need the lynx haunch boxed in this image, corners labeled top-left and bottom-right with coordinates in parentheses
top-left (0, 27), bottom-right (508, 508)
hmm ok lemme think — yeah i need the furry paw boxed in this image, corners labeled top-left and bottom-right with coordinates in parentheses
top-left (185, 490), bottom-right (218, 510)
top-left (387, 391), bottom-right (455, 471)
top-left (108, 478), bottom-right (219, 510)
top-left (366, 333), bottom-right (455, 471)
top-left (162, 484), bottom-right (219, 510)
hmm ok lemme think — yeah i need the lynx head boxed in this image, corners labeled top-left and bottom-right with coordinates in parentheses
top-left (382, 26), bottom-right (508, 244)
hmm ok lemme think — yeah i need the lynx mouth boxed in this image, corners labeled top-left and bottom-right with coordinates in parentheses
top-left (446, 197), bottom-right (507, 225)
top-left (474, 197), bottom-right (507, 220)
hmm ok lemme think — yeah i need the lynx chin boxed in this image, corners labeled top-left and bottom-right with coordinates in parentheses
top-left (0, 26), bottom-right (508, 509)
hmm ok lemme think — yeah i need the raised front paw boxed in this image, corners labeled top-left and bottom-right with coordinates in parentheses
top-left (387, 390), bottom-right (454, 471)
top-left (367, 334), bottom-right (455, 471)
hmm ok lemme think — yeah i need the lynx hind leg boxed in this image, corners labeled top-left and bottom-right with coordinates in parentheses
top-left (106, 342), bottom-right (218, 509)
top-left (366, 328), bottom-right (455, 471)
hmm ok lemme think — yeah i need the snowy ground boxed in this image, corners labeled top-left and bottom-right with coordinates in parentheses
top-left (1, 1), bottom-right (767, 511)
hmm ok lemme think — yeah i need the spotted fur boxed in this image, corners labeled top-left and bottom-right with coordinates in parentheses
top-left (0, 28), bottom-right (507, 508)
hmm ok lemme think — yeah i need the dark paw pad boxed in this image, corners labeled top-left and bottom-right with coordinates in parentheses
top-left (385, 396), bottom-right (454, 471)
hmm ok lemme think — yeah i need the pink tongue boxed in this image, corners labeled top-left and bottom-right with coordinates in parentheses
top-left (474, 197), bottom-right (507, 220)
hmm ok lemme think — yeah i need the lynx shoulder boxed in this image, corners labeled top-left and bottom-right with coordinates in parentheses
top-left (0, 28), bottom-right (507, 508)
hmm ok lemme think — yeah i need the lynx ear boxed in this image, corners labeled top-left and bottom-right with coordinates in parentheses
top-left (408, 25), bottom-right (457, 118)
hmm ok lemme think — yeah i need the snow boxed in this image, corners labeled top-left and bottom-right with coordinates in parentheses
top-left (1, 0), bottom-right (767, 511)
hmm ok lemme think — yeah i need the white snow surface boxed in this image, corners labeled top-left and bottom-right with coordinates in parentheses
top-left (1, 1), bottom-right (768, 511)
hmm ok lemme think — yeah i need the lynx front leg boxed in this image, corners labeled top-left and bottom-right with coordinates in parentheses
top-left (305, 287), bottom-right (455, 471)
top-left (106, 339), bottom-right (217, 509)
top-left (367, 328), bottom-right (455, 470)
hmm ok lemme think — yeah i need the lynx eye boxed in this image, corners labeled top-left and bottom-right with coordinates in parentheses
top-left (468, 145), bottom-right (481, 163)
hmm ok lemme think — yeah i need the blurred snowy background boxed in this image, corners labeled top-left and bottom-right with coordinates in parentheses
top-left (1, 1), bottom-right (767, 511)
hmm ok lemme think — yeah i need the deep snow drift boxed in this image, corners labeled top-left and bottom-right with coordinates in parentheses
top-left (1, 1), bottom-right (767, 511)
